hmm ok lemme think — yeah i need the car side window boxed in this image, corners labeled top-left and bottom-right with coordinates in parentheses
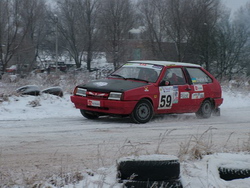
top-left (163, 68), bottom-right (186, 85)
top-left (186, 68), bottom-right (212, 84)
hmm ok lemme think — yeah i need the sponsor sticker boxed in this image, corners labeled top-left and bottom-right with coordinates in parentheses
top-left (194, 85), bottom-right (203, 91)
top-left (173, 86), bottom-right (179, 104)
top-left (192, 93), bottom-right (204, 99)
top-left (87, 99), bottom-right (101, 107)
top-left (152, 65), bottom-right (164, 69)
top-left (180, 92), bottom-right (190, 99)
top-left (93, 82), bottom-right (108, 87)
top-left (192, 78), bottom-right (197, 83)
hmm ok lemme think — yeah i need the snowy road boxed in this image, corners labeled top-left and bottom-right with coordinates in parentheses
top-left (0, 105), bottom-right (249, 182)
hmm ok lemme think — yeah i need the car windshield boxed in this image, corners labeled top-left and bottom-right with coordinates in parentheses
top-left (110, 63), bottom-right (163, 83)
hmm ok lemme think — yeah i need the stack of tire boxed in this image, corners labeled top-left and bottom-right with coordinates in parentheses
top-left (16, 85), bottom-right (40, 96)
top-left (219, 166), bottom-right (250, 181)
top-left (16, 85), bottom-right (63, 97)
top-left (117, 155), bottom-right (183, 188)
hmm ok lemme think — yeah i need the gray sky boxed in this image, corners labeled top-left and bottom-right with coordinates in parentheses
top-left (47, 0), bottom-right (250, 15)
top-left (223, 0), bottom-right (250, 13)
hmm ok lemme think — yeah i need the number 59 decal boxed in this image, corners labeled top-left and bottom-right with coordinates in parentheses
top-left (158, 86), bottom-right (179, 109)
top-left (160, 95), bottom-right (172, 108)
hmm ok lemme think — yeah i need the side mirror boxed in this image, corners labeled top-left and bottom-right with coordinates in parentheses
top-left (159, 80), bottom-right (171, 86)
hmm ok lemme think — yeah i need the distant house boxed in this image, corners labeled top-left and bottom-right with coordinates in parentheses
top-left (106, 26), bottom-right (186, 65)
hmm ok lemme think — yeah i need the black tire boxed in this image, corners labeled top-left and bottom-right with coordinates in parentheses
top-left (80, 110), bottom-right (99, 119)
top-left (130, 99), bottom-right (153, 124)
top-left (123, 179), bottom-right (183, 188)
top-left (219, 167), bottom-right (250, 181)
top-left (195, 100), bottom-right (213, 119)
top-left (16, 85), bottom-right (40, 96)
top-left (117, 159), bottom-right (180, 181)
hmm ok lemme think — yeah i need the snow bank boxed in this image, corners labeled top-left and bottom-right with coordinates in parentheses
top-left (55, 153), bottom-right (250, 188)
top-left (0, 93), bottom-right (78, 121)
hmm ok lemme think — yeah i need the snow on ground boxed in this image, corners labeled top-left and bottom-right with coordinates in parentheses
top-left (0, 88), bottom-right (250, 187)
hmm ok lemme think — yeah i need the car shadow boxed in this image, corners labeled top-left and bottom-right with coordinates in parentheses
top-left (80, 113), bottom-right (198, 124)
top-left (152, 113), bottom-right (197, 123)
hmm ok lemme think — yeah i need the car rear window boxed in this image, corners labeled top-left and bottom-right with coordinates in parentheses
top-left (186, 68), bottom-right (212, 84)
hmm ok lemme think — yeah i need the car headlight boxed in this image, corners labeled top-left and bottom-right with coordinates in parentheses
top-left (108, 92), bottom-right (123, 100)
top-left (75, 88), bottom-right (87, 96)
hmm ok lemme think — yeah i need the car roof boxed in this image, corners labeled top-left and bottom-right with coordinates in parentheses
top-left (128, 60), bottom-right (201, 67)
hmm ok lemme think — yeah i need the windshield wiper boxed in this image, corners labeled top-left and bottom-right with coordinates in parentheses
top-left (127, 77), bottom-right (149, 83)
top-left (109, 74), bottom-right (126, 80)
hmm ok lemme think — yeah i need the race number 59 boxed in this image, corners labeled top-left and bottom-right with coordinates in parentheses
top-left (158, 86), bottom-right (177, 109)
top-left (160, 95), bottom-right (172, 108)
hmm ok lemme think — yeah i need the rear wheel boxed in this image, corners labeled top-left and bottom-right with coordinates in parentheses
top-left (80, 109), bottom-right (99, 119)
top-left (195, 100), bottom-right (213, 119)
top-left (130, 99), bottom-right (153, 124)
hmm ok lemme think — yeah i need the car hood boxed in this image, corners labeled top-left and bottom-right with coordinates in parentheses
top-left (78, 78), bottom-right (149, 92)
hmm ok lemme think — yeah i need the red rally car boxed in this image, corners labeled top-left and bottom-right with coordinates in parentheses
top-left (71, 61), bottom-right (223, 123)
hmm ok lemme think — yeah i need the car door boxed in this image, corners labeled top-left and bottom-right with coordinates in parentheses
top-left (157, 67), bottom-right (193, 113)
top-left (185, 67), bottom-right (214, 109)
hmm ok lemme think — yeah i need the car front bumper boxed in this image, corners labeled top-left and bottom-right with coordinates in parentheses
top-left (70, 95), bottom-right (137, 115)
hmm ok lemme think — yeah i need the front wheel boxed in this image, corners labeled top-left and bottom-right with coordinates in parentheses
top-left (130, 99), bottom-right (154, 124)
top-left (195, 100), bottom-right (213, 119)
top-left (80, 109), bottom-right (99, 119)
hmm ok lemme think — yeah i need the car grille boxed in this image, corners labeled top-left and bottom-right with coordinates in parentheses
top-left (86, 91), bottom-right (109, 99)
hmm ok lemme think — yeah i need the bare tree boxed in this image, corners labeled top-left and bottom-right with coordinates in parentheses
top-left (17, 0), bottom-right (47, 74)
top-left (0, 0), bottom-right (8, 74)
top-left (0, 0), bottom-right (48, 76)
top-left (56, 0), bottom-right (84, 69)
top-left (185, 0), bottom-right (221, 72)
top-left (100, 0), bottom-right (135, 69)
top-left (214, 13), bottom-right (249, 80)
top-left (77, 0), bottom-right (101, 71)
top-left (56, 0), bottom-right (100, 70)
top-left (164, 0), bottom-right (182, 61)
top-left (138, 0), bottom-right (169, 60)
top-left (0, 0), bottom-right (27, 74)
top-left (233, 2), bottom-right (250, 77)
